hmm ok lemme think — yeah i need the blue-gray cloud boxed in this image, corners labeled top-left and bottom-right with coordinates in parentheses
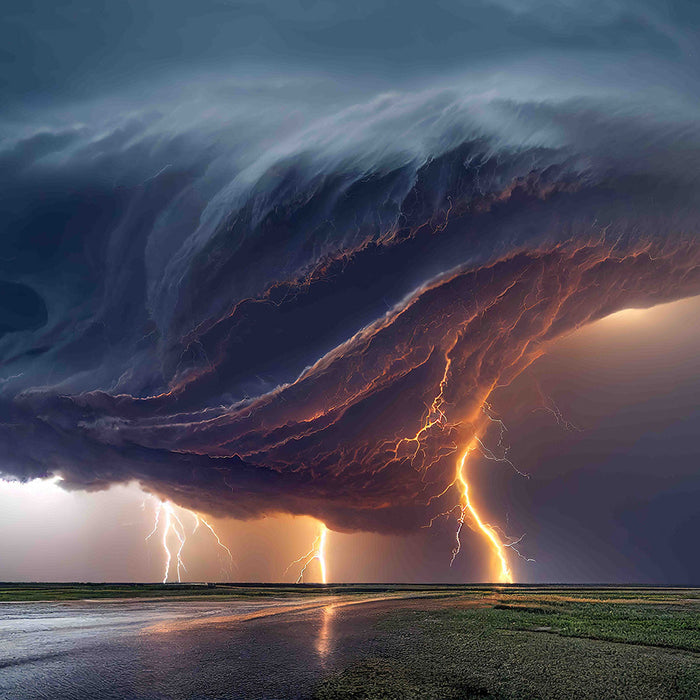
top-left (1, 0), bottom-right (700, 580)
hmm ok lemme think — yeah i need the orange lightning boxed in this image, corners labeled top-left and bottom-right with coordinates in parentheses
top-left (286, 523), bottom-right (328, 583)
top-left (452, 441), bottom-right (513, 583)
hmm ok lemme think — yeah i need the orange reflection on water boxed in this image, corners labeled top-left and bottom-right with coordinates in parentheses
top-left (316, 604), bottom-right (336, 661)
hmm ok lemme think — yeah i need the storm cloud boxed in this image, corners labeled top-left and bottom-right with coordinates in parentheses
top-left (2, 1), bottom-right (700, 545)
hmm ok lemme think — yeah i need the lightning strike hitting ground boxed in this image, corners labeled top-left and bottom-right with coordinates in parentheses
top-left (146, 499), bottom-right (234, 583)
top-left (423, 419), bottom-right (531, 580)
top-left (453, 442), bottom-right (513, 583)
top-left (285, 523), bottom-right (328, 583)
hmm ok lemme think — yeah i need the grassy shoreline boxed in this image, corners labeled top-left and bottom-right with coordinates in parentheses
top-left (1, 581), bottom-right (698, 602)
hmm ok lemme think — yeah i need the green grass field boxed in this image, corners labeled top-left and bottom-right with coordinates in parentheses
top-left (312, 586), bottom-right (700, 699)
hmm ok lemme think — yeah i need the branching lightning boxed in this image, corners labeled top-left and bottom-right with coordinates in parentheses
top-left (286, 523), bottom-right (328, 584)
top-left (146, 498), bottom-right (234, 583)
top-left (194, 513), bottom-right (235, 563)
top-left (533, 387), bottom-right (582, 432)
top-left (452, 441), bottom-right (513, 583)
top-left (418, 391), bottom-right (531, 581)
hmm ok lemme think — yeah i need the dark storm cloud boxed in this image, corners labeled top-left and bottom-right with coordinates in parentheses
top-left (14, 238), bottom-right (698, 535)
top-left (1, 1), bottom-right (700, 553)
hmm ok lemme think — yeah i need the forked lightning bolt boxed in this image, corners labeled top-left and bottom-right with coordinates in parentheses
top-left (146, 498), bottom-right (234, 583)
top-left (285, 523), bottom-right (328, 583)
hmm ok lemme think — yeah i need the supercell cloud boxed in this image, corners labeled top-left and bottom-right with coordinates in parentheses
top-left (2, 1), bottom-right (700, 542)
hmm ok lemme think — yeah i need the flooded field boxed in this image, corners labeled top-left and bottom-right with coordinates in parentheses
top-left (0, 586), bottom-right (698, 699)
top-left (0, 594), bottom-right (396, 699)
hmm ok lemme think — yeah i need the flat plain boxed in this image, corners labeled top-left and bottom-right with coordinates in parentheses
top-left (1, 583), bottom-right (698, 699)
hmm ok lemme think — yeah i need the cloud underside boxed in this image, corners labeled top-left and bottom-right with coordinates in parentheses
top-left (6, 228), bottom-right (700, 532)
top-left (2, 82), bottom-right (700, 533)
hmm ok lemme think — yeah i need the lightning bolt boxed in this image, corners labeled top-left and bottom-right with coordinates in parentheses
top-left (146, 498), bottom-right (234, 583)
top-left (452, 441), bottom-right (513, 583)
top-left (286, 523), bottom-right (328, 584)
top-left (194, 513), bottom-right (235, 563)
top-left (403, 375), bottom-right (523, 581)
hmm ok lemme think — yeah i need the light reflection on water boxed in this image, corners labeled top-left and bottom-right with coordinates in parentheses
top-left (0, 596), bottom-right (394, 699)
top-left (315, 604), bottom-right (336, 662)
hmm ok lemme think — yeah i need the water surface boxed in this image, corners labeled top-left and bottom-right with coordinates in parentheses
top-left (0, 595), bottom-right (414, 699)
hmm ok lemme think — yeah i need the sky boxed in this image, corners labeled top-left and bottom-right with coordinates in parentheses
top-left (1, 0), bottom-right (699, 584)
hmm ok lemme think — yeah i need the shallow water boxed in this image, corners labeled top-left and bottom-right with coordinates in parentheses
top-left (0, 596), bottom-right (396, 699)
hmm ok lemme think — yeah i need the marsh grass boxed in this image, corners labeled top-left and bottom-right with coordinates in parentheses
top-left (469, 596), bottom-right (700, 652)
top-left (313, 588), bottom-right (700, 700)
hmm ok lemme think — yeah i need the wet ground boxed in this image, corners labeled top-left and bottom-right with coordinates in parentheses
top-left (0, 594), bottom-right (421, 699)
top-left (2, 588), bottom-right (698, 699)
